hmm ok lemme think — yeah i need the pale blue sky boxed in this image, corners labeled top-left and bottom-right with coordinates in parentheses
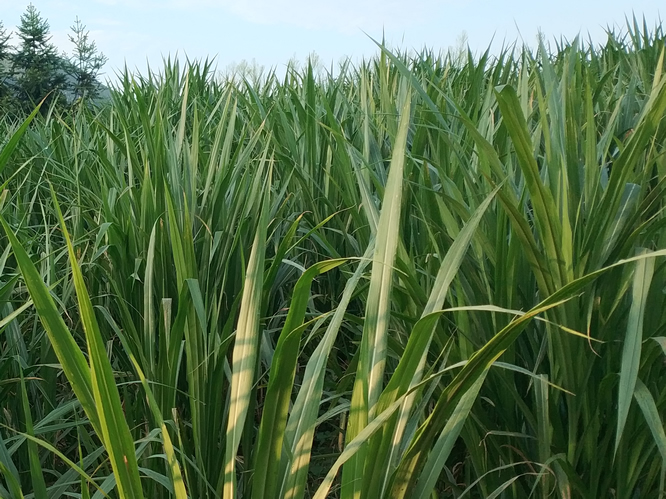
top-left (0, 1), bottom-right (662, 81)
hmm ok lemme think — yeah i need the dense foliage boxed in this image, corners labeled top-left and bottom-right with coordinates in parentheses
top-left (0, 20), bottom-right (666, 498)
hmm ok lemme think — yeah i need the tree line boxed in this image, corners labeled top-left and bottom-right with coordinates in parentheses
top-left (0, 3), bottom-right (108, 116)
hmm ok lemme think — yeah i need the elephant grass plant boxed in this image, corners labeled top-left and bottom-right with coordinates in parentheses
top-left (1, 20), bottom-right (666, 498)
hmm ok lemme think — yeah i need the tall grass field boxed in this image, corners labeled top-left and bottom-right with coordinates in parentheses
top-left (1, 23), bottom-right (666, 498)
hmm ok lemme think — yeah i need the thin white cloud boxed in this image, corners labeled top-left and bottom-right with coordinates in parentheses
top-left (88, 29), bottom-right (155, 60)
top-left (87, 18), bottom-right (124, 27)
top-left (93, 0), bottom-right (448, 32)
top-left (222, 0), bottom-right (442, 31)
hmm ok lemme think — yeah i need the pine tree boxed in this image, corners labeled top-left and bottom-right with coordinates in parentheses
top-left (68, 17), bottom-right (108, 102)
top-left (0, 21), bottom-right (13, 112)
top-left (11, 4), bottom-right (66, 111)
top-left (0, 22), bottom-right (10, 84)
top-left (0, 21), bottom-right (9, 61)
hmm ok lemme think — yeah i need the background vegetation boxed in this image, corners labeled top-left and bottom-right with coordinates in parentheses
top-left (0, 4), bottom-right (107, 115)
top-left (1, 17), bottom-right (666, 499)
